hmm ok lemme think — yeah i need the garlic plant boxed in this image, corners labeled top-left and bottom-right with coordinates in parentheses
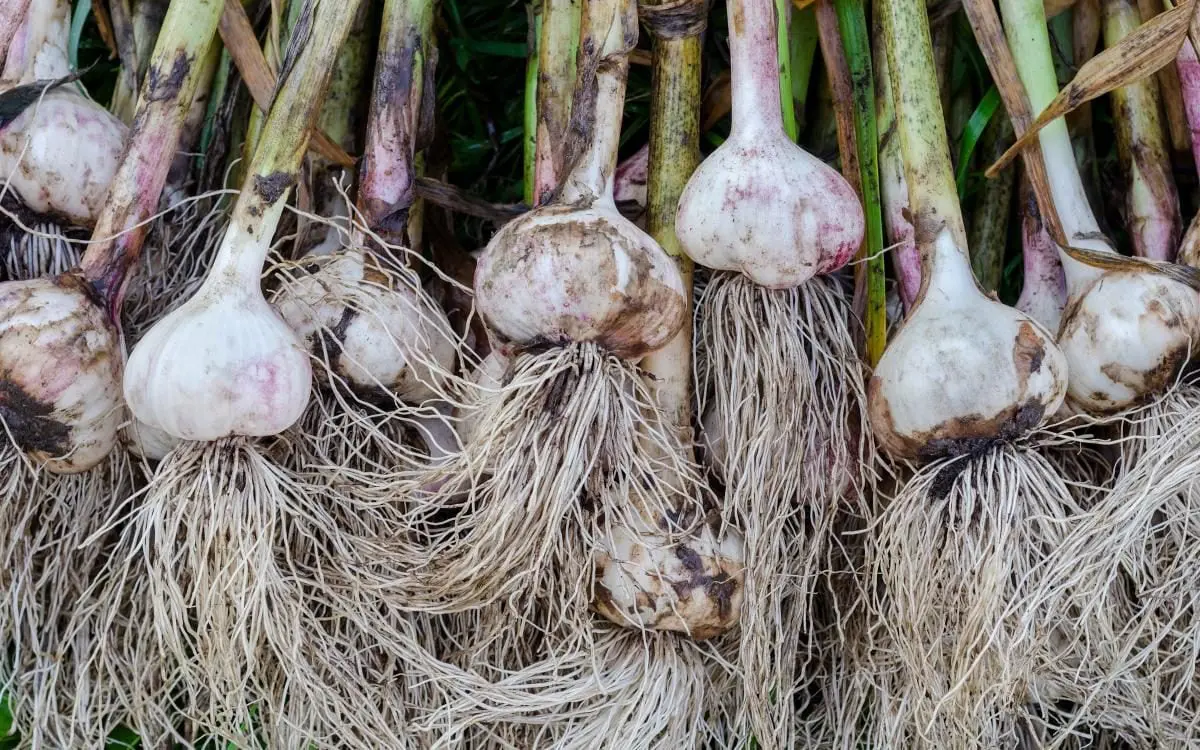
top-left (864, 0), bottom-right (1082, 742)
top-left (674, 0), bottom-right (867, 744)
top-left (88, 0), bottom-right (370, 743)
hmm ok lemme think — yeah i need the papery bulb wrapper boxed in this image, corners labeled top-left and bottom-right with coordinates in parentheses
top-left (675, 128), bottom-right (864, 288)
top-left (0, 89), bottom-right (126, 226)
top-left (474, 203), bottom-right (686, 360)
top-left (0, 274), bottom-right (121, 471)
top-left (594, 519), bottom-right (744, 640)
top-left (275, 252), bottom-right (457, 404)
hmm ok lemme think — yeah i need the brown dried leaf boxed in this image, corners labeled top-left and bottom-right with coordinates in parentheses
top-left (700, 71), bottom-right (731, 133)
top-left (990, 0), bottom-right (1192, 172)
top-left (218, 0), bottom-right (354, 167)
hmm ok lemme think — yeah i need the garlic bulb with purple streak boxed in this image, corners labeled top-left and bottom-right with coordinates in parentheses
top-left (124, 222), bottom-right (313, 442)
top-left (674, 0), bottom-right (863, 288)
top-left (1, 0), bottom-right (125, 226)
top-left (0, 275), bottom-right (120, 472)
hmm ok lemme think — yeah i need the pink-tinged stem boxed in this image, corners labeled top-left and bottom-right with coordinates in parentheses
top-left (1177, 39), bottom-right (1200, 175)
top-left (1015, 176), bottom-right (1066, 334)
top-left (613, 142), bottom-right (648, 220)
top-left (357, 0), bottom-right (435, 244)
top-left (0, 0), bottom-right (32, 72)
top-left (79, 0), bottom-right (223, 320)
top-left (729, 0), bottom-right (786, 135)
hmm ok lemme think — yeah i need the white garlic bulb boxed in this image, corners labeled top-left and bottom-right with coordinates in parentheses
top-left (0, 275), bottom-right (122, 472)
top-left (475, 204), bottom-right (686, 360)
top-left (869, 230), bottom-right (1068, 459)
top-left (0, 89), bottom-right (126, 226)
top-left (594, 518), bottom-right (744, 639)
top-left (1058, 264), bottom-right (1200, 413)
top-left (674, 0), bottom-right (863, 288)
top-left (124, 223), bottom-right (312, 441)
top-left (275, 250), bottom-right (457, 403)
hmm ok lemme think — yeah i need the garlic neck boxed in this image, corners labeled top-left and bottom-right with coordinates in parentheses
top-left (205, 198), bottom-right (288, 292)
top-left (921, 227), bottom-right (979, 307)
top-left (727, 0), bottom-right (785, 139)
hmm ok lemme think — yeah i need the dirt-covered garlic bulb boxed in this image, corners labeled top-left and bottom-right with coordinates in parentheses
top-left (275, 250), bottom-right (456, 403)
top-left (674, 0), bottom-right (863, 288)
top-left (125, 220), bottom-right (313, 442)
top-left (1057, 260), bottom-right (1200, 413)
top-left (474, 30), bottom-right (686, 359)
top-left (1, 0), bottom-right (126, 226)
top-left (870, 229), bottom-right (1068, 459)
top-left (0, 275), bottom-right (121, 472)
top-left (594, 517), bottom-right (744, 639)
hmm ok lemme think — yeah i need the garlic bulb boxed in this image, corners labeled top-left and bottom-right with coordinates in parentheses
top-left (476, 204), bottom-right (686, 359)
top-left (124, 222), bottom-right (312, 442)
top-left (0, 274), bottom-right (121, 472)
top-left (1, 0), bottom-right (126, 227)
top-left (1057, 262), bottom-right (1200, 413)
top-left (674, 0), bottom-right (863, 289)
top-left (474, 33), bottom-right (685, 360)
top-left (869, 230), bottom-right (1068, 459)
top-left (0, 89), bottom-right (126, 227)
top-left (594, 517), bottom-right (744, 639)
top-left (275, 250), bottom-right (456, 403)
top-left (123, 415), bottom-right (180, 461)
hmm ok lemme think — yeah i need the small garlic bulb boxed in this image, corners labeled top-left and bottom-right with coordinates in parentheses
top-left (0, 275), bottom-right (122, 472)
top-left (475, 205), bottom-right (686, 360)
top-left (456, 350), bottom-right (508, 447)
top-left (124, 223), bottom-right (312, 442)
top-left (0, 89), bottom-right (126, 226)
top-left (275, 250), bottom-right (456, 403)
top-left (123, 416), bottom-right (180, 461)
top-left (1058, 267), bottom-right (1200, 413)
top-left (869, 230), bottom-right (1068, 459)
top-left (594, 518), bottom-right (744, 640)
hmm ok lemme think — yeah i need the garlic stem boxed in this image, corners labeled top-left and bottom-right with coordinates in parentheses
top-left (79, 0), bottom-right (224, 317)
top-left (534, 0), bottom-right (582, 203)
top-left (358, 0), bottom-right (434, 240)
top-left (874, 16), bottom-right (920, 311)
top-left (1017, 175), bottom-right (1067, 333)
top-left (1178, 38), bottom-right (1200, 173)
top-left (1102, 0), bottom-right (1181, 261)
top-left (640, 0), bottom-right (704, 433)
top-left (559, 0), bottom-right (634, 205)
top-left (1000, 0), bottom-right (1109, 257)
top-left (217, 0), bottom-right (366, 282)
top-left (879, 0), bottom-right (971, 295)
top-left (729, 0), bottom-right (787, 136)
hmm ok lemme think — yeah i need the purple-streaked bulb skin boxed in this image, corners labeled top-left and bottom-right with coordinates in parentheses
top-left (474, 203), bottom-right (686, 360)
top-left (675, 126), bottom-right (865, 289)
top-left (0, 274), bottom-right (122, 472)
top-left (0, 89), bottom-right (126, 226)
